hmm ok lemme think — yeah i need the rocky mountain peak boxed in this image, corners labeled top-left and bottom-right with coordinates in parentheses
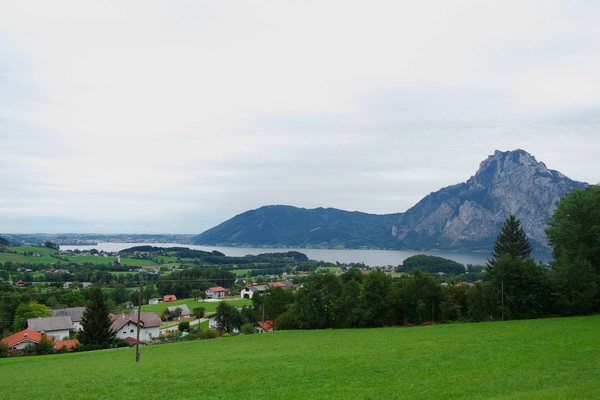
top-left (469, 149), bottom-right (564, 189)
top-left (392, 149), bottom-right (588, 250)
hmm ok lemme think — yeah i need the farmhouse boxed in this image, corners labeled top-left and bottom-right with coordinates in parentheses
top-left (148, 298), bottom-right (163, 305)
top-left (110, 312), bottom-right (162, 342)
top-left (240, 284), bottom-right (268, 299)
top-left (27, 316), bottom-right (73, 340)
top-left (205, 286), bottom-right (229, 299)
top-left (163, 295), bottom-right (177, 302)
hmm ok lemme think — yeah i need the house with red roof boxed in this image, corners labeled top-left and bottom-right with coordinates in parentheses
top-left (256, 320), bottom-right (274, 333)
top-left (163, 294), bottom-right (177, 302)
top-left (205, 286), bottom-right (229, 299)
top-left (2, 329), bottom-right (44, 350)
top-left (53, 339), bottom-right (79, 352)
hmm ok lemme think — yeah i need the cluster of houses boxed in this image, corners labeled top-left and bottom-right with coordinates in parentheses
top-left (1, 307), bottom-right (86, 353)
top-left (3, 282), bottom-right (301, 354)
top-left (1, 306), bottom-right (164, 354)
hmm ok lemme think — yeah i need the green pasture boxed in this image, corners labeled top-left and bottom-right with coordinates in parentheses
top-left (141, 297), bottom-right (253, 316)
top-left (62, 255), bottom-right (117, 265)
top-left (0, 246), bottom-right (61, 265)
top-left (1, 316), bottom-right (599, 399)
top-left (231, 268), bottom-right (252, 276)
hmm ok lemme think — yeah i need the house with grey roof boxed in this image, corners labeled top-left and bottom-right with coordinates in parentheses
top-left (110, 312), bottom-right (162, 342)
top-left (240, 284), bottom-right (268, 299)
top-left (27, 316), bottom-right (73, 340)
top-left (49, 307), bottom-right (86, 331)
top-left (166, 304), bottom-right (191, 319)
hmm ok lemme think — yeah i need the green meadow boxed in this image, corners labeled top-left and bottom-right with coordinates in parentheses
top-left (2, 316), bottom-right (599, 399)
top-left (140, 297), bottom-right (253, 315)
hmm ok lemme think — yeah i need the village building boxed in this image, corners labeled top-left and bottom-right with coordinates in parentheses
top-left (110, 312), bottom-right (162, 342)
top-left (166, 304), bottom-right (191, 319)
top-left (240, 284), bottom-right (268, 299)
top-left (205, 286), bottom-right (229, 299)
top-left (49, 307), bottom-right (86, 331)
top-left (27, 316), bottom-right (73, 340)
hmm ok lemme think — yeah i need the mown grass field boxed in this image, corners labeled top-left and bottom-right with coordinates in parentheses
top-left (1, 316), bottom-right (599, 399)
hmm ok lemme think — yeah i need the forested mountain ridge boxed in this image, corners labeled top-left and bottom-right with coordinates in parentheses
top-left (194, 150), bottom-right (589, 251)
top-left (193, 205), bottom-right (401, 249)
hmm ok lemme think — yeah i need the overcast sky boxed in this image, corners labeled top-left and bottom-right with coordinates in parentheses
top-left (1, 1), bottom-right (599, 234)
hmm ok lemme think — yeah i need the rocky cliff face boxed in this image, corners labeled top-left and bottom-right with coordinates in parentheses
top-left (392, 149), bottom-right (588, 250)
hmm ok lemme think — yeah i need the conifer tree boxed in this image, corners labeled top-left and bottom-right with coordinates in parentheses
top-left (488, 214), bottom-right (532, 268)
top-left (485, 215), bottom-right (547, 319)
top-left (78, 286), bottom-right (115, 348)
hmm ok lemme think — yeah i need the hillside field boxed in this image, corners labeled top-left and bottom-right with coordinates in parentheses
top-left (1, 316), bottom-right (599, 399)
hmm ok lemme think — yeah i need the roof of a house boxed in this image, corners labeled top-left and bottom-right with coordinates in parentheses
top-left (207, 286), bottom-right (227, 292)
top-left (110, 312), bottom-right (162, 332)
top-left (53, 339), bottom-right (79, 351)
top-left (27, 316), bottom-right (73, 332)
top-left (1, 329), bottom-right (43, 347)
top-left (163, 295), bottom-right (177, 301)
top-left (246, 285), bottom-right (268, 292)
top-left (257, 320), bottom-right (274, 332)
top-left (166, 304), bottom-right (191, 315)
top-left (49, 307), bottom-right (86, 322)
top-left (124, 337), bottom-right (142, 346)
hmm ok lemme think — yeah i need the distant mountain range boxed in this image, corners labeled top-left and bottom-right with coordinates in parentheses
top-left (193, 150), bottom-right (589, 251)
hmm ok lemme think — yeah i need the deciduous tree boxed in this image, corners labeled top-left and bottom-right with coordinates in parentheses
top-left (214, 302), bottom-right (243, 333)
top-left (546, 186), bottom-right (600, 314)
top-left (13, 301), bottom-right (49, 331)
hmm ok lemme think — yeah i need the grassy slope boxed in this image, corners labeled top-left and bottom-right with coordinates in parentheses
top-left (1, 316), bottom-right (599, 399)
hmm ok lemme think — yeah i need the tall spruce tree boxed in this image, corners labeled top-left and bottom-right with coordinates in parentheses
top-left (78, 286), bottom-right (115, 348)
top-left (485, 215), bottom-right (548, 319)
top-left (488, 214), bottom-right (532, 268)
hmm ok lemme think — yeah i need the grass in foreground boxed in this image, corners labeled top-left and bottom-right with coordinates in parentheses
top-left (1, 316), bottom-right (599, 399)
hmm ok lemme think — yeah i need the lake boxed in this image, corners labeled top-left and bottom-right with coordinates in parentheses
top-left (60, 242), bottom-right (495, 267)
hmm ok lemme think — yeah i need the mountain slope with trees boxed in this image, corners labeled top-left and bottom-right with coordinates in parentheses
top-left (193, 205), bottom-right (401, 249)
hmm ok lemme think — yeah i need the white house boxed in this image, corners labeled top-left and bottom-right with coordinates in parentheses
top-left (148, 298), bottom-right (163, 305)
top-left (27, 316), bottom-right (73, 340)
top-left (240, 285), bottom-right (268, 299)
top-left (205, 286), bottom-right (229, 299)
top-left (110, 312), bottom-right (162, 342)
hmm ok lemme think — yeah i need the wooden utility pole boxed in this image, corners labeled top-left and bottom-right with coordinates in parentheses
top-left (135, 272), bottom-right (143, 362)
top-left (501, 281), bottom-right (504, 321)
